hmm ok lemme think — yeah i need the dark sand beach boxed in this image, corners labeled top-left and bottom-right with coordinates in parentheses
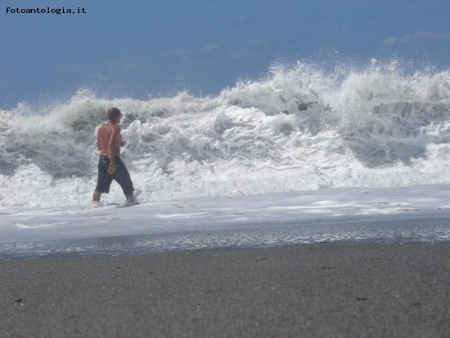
top-left (1, 241), bottom-right (450, 337)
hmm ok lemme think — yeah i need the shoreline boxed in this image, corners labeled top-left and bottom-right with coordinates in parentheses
top-left (3, 215), bottom-right (450, 259)
top-left (2, 241), bottom-right (450, 337)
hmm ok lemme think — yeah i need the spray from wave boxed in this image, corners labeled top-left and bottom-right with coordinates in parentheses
top-left (1, 59), bottom-right (450, 207)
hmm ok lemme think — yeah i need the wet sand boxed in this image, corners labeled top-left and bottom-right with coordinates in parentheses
top-left (1, 241), bottom-right (450, 337)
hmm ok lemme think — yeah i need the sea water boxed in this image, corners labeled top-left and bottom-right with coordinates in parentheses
top-left (1, 59), bottom-right (449, 208)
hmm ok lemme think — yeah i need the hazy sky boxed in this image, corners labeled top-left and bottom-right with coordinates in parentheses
top-left (1, 0), bottom-right (450, 108)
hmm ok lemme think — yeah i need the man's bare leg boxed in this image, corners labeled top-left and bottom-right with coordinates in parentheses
top-left (93, 191), bottom-right (102, 202)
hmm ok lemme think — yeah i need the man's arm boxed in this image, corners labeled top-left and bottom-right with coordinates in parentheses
top-left (107, 126), bottom-right (120, 175)
top-left (97, 133), bottom-right (101, 150)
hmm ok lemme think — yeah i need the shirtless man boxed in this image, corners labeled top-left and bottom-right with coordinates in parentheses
top-left (93, 107), bottom-right (135, 206)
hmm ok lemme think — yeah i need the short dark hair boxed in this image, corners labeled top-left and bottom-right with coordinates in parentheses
top-left (107, 107), bottom-right (121, 120)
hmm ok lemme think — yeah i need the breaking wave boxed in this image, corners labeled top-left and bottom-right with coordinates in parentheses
top-left (1, 59), bottom-right (450, 207)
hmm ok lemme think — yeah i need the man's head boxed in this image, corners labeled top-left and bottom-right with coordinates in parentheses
top-left (107, 107), bottom-right (122, 123)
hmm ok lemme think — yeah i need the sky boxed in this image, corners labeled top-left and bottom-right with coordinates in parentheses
top-left (1, 0), bottom-right (450, 109)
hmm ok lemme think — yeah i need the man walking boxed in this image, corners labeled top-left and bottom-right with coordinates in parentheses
top-left (93, 107), bottom-right (136, 207)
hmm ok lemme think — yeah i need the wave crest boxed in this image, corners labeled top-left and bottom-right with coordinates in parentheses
top-left (1, 60), bottom-right (450, 206)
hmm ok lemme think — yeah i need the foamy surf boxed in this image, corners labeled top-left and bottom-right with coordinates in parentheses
top-left (0, 59), bottom-right (450, 208)
top-left (2, 184), bottom-right (450, 257)
top-left (2, 184), bottom-right (450, 244)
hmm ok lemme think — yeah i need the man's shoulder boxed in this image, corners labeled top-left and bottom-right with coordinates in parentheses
top-left (111, 124), bottom-right (121, 133)
top-left (99, 123), bottom-right (120, 132)
top-left (106, 122), bottom-right (120, 131)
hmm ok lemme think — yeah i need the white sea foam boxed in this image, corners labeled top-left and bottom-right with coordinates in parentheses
top-left (1, 60), bottom-right (450, 207)
top-left (2, 185), bottom-right (450, 247)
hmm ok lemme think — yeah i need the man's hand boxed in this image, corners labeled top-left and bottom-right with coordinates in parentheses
top-left (120, 140), bottom-right (127, 147)
top-left (108, 162), bottom-right (117, 175)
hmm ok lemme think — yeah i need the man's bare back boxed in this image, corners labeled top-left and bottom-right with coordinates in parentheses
top-left (97, 123), bottom-right (123, 157)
